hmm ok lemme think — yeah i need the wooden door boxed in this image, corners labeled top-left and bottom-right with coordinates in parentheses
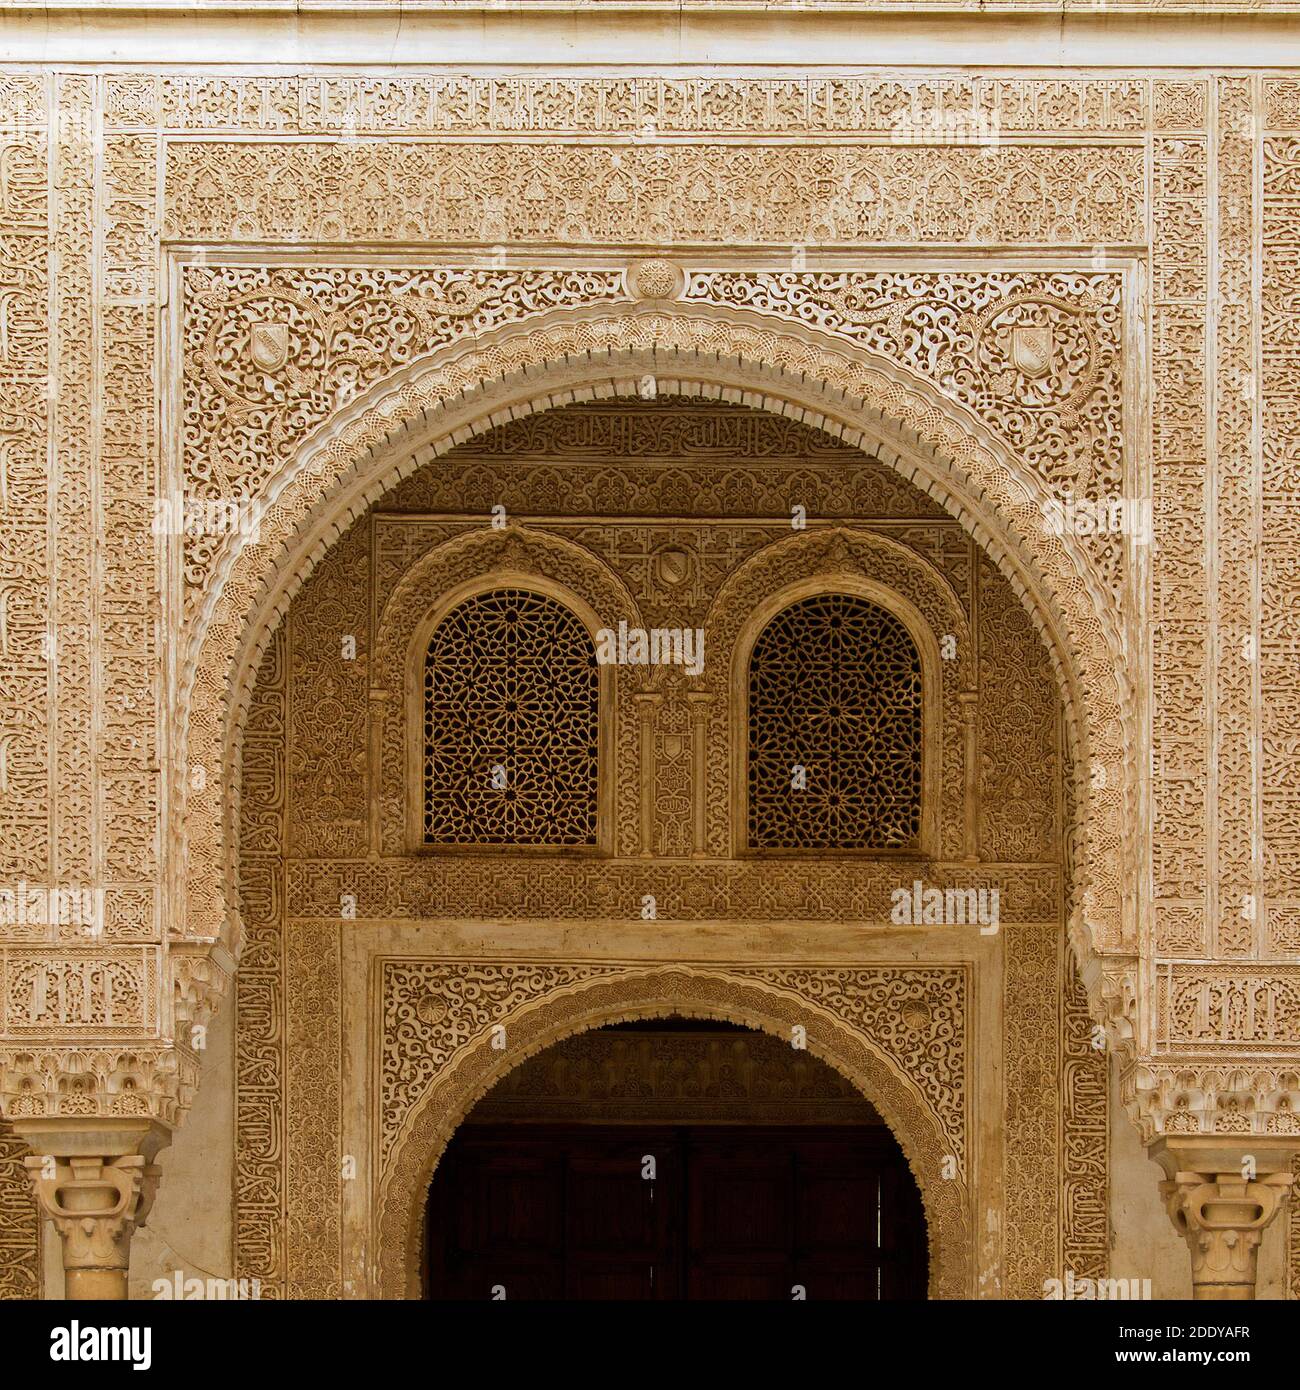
top-left (426, 1124), bottom-right (927, 1300)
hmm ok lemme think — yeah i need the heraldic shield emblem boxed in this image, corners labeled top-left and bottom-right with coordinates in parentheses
top-left (1010, 323), bottom-right (1054, 380)
top-left (249, 320), bottom-right (289, 373)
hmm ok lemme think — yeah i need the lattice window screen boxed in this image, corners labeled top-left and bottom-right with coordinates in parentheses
top-left (423, 588), bottom-right (599, 846)
top-left (747, 594), bottom-right (923, 850)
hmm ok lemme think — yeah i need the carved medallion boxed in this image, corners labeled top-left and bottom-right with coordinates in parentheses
top-left (1011, 324), bottom-right (1054, 380)
top-left (628, 258), bottom-right (684, 302)
top-left (248, 320), bottom-right (289, 373)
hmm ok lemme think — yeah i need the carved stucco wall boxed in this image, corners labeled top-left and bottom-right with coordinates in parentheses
top-left (223, 400), bottom-right (1106, 1298)
top-left (0, 67), bottom-right (1297, 1297)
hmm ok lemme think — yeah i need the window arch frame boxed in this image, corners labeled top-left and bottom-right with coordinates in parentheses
top-left (405, 571), bottom-right (614, 855)
top-left (732, 576), bottom-right (942, 859)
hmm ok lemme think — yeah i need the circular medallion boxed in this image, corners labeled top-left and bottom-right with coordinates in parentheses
top-left (627, 258), bottom-right (684, 302)
top-left (900, 1000), bottom-right (932, 1031)
top-left (416, 994), bottom-right (447, 1027)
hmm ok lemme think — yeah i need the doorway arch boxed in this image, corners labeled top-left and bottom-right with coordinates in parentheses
top-left (375, 964), bottom-right (971, 1299)
top-left (425, 1018), bottom-right (929, 1300)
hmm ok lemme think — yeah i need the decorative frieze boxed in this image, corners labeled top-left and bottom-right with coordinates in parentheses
top-left (1, 948), bottom-right (158, 1036)
top-left (1159, 967), bottom-right (1300, 1051)
top-left (110, 74), bottom-right (1150, 137)
top-left (163, 142), bottom-right (1144, 248)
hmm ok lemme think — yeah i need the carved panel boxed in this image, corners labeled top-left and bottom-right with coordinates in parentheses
top-left (1213, 78), bottom-right (1260, 958)
top-left (380, 962), bottom-right (968, 1173)
top-left (164, 142), bottom-right (1144, 248)
top-left (1159, 967), bottom-right (1300, 1052)
top-left (1150, 84), bottom-right (1210, 954)
top-left (1003, 922), bottom-right (1060, 1298)
top-left (287, 521), bottom-right (369, 860)
top-left (49, 76), bottom-right (92, 895)
top-left (1261, 135), bottom-right (1300, 923)
top-left (686, 271), bottom-right (1126, 532)
top-left (284, 921), bottom-right (340, 1300)
top-left (234, 629), bottom-right (288, 1297)
top-left (977, 554), bottom-right (1060, 862)
top-left (111, 74), bottom-right (1150, 137)
top-left (1062, 947), bottom-right (1110, 1282)
top-left (0, 949), bottom-right (157, 1035)
top-left (101, 122), bottom-right (161, 898)
top-left (180, 266), bottom-right (627, 606)
top-left (0, 89), bottom-right (49, 886)
top-left (0, 1121), bottom-right (39, 1299)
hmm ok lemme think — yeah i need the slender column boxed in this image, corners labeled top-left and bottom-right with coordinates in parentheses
top-left (687, 690), bottom-right (712, 859)
top-left (958, 690), bottom-right (980, 863)
top-left (1151, 1138), bottom-right (1295, 1299)
top-left (633, 692), bottom-right (660, 857)
top-left (13, 1118), bottom-right (168, 1300)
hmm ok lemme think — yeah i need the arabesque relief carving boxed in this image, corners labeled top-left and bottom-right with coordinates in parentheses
top-left (374, 962), bottom-right (971, 1299)
top-left (0, 63), bottom-right (1296, 1298)
top-left (164, 142), bottom-right (1144, 249)
top-left (223, 404), bottom-right (1108, 1300)
top-left (182, 266), bottom-right (1125, 607)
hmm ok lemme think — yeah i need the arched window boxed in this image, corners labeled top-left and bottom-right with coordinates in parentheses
top-left (747, 594), bottom-right (923, 851)
top-left (422, 588), bottom-right (599, 847)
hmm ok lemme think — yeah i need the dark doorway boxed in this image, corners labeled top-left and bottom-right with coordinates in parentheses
top-left (425, 1121), bottom-right (928, 1300)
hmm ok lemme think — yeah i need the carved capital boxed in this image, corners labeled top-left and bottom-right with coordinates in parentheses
top-left (15, 1121), bottom-right (168, 1300)
top-left (1152, 1138), bottom-right (1296, 1300)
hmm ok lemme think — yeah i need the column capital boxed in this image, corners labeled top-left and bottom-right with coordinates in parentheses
top-left (1151, 1137), bottom-right (1295, 1301)
top-left (13, 1118), bottom-right (169, 1300)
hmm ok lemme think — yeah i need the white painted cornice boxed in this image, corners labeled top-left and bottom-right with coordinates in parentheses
top-left (2, 2), bottom-right (1300, 67)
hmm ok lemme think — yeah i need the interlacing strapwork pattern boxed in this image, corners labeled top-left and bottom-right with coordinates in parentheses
top-left (423, 590), bottom-right (599, 847)
top-left (12, 61), bottom-right (1299, 1295)
top-left (747, 596), bottom-right (922, 850)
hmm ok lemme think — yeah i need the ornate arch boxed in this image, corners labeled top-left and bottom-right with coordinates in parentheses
top-left (372, 526), bottom-right (642, 855)
top-left (183, 302), bottom-right (1134, 1027)
top-left (707, 527), bottom-right (974, 860)
top-left (373, 524), bottom-right (645, 684)
top-left (375, 964), bottom-right (972, 1299)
